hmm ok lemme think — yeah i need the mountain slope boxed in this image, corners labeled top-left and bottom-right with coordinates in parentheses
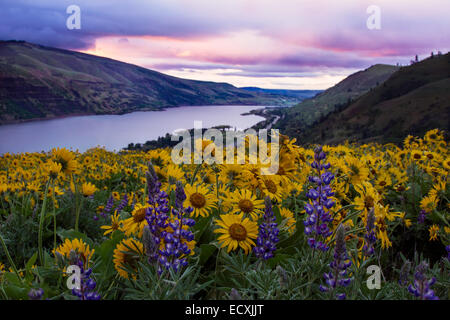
top-left (240, 87), bottom-right (323, 100)
top-left (300, 52), bottom-right (450, 144)
top-left (274, 64), bottom-right (400, 137)
top-left (0, 41), bottom-right (298, 124)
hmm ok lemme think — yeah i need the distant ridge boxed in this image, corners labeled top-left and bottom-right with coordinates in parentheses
top-left (240, 87), bottom-right (323, 100)
top-left (0, 41), bottom-right (298, 124)
top-left (298, 52), bottom-right (450, 144)
top-left (274, 63), bottom-right (400, 137)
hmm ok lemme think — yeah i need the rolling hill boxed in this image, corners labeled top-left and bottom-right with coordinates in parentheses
top-left (298, 52), bottom-right (450, 144)
top-left (0, 41), bottom-right (298, 124)
top-left (239, 87), bottom-right (323, 100)
top-left (274, 64), bottom-right (400, 137)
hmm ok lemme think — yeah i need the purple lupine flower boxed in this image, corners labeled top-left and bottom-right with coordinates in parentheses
top-left (363, 208), bottom-right (377, 256)
top-left (144, 164), bottom-right (194, 274)
top-left (304, 146), bottom-right (334, 252)
top-left (398, 260), bottom-right (411, 287)
top-left (408, 261), bottom-right (439, 300)
top-left (319, 225), bottom-right (352, 299)
top-left (70, 259), bottom-right (101, 300)
top-left (253, 197), bottom-right (279, 260)
top-left (28, 288), bottom-right (44, 300)
top-left (446, 245), bottom-right (450, 261)
top-left (103, 195), bottom-right (114, 215)
top-left (417, 209), bottom-right (428, 224)
top-left (115, 194), bottom-right (128, 213)
top-left (158, 181), bottom-right (195, 273)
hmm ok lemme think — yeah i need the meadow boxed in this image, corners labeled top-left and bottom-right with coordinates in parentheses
top-left (0, 129), bottom-right (448, 300)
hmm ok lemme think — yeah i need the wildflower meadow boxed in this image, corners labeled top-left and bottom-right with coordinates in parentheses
top-left (0, 129), bottom-right (448, 300)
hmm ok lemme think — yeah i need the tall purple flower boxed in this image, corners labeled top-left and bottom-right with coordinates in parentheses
top-left (70, 259), bottom-right (101, 300)
top-left (319, 225), bottom-right (352, 299)
top-left (304, 146), bottom-right (335, 251)
top-left (408, 261), bottom-right (439, 300)
top-left (28, 288), bottom-right (44, 300)
top-left (417, 209), bottom-right (428, 224)
top-left (158, 181), bottom-right (195, 273)
top-left (115, 193), bottom-right (128, 213)
top-left (253, 196), bottom-right (279, 260)
top-left (144, 163), bottom-right (195, 274)
top-left (104, 195), bottom-right (114, 214)
top-left (97, 194), bottom-right (115, 220)
top-left (363, 208), bottom-right (376, 256)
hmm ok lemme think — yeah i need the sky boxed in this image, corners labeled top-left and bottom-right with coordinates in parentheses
top-left (1, 0), bottom-right (449, 89)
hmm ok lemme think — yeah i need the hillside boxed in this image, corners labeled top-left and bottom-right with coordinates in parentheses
top-left (0, 41), bottom-right (298, 124)
top-left (274, 64), bottom-right (400, 137)
top-left (299, 52), bottom-right (450, 144)
top-left (240, 87), bottom-right (323, 100)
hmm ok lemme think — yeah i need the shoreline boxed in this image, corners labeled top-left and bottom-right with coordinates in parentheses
top-left (0, 104), bottom-right (270, 127)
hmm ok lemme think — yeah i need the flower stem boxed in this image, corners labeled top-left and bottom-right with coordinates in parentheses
top-left (52, 180), bottom-right (57, 252)
top-left (75, 196), bottom-right (84, 232)
top-left (38, 179), bottom-right (51, 265)
top-left (0, 232), bottom-right (22, 283)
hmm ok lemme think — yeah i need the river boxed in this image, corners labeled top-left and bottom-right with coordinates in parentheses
top-left (0, 105), bottom-right (266, 154)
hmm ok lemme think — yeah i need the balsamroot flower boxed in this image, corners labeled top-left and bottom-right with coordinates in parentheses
top-left (319, 225), bottom-right (352, 299)
top-left (81, 182), bottom-right (98, 197)
top-left (304, 146), bottom-right (335, 251)
top-left (408, 261), bottom-right (439, 300)
top-left (253, 196), bottom-right (279, 260)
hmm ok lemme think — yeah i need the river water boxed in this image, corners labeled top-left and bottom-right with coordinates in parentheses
top-left (0, 105), bottom-right (265, 154)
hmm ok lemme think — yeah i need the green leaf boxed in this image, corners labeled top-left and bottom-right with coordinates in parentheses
top-left (57, 228), bottom-right (93, 246)
top-left (199, 244), bottom-right (217, 266)
top-left (267, 253), bottom-right (290, 269)
top-left (193, 214), bottom-right (213, 243)
top-left (25, 251), bottom-right (38, 274)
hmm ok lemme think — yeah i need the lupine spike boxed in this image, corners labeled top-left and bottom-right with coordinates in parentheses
top-left (253, 196), bottom-right (279, 260)
top-left (304, 145), bottom-right (334, 252)
top-left (319, 224), bottom-right (352, 299)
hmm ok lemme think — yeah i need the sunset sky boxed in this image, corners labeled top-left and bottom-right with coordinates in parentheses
top-left (1, 0), bottom-right (449, 89)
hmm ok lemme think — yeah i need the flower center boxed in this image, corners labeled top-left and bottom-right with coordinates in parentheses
top-left (122, 252), bottom-right (139, 269)
top-left (190, 192), bottom-right (206, 208)
top-left (229, 223), bottom-right (247, 241)
top-left (238, 199), bottom-right (254, 213)
top-left (364, 196), bottom-right (374, 209)
top-left (133, 208), bottom-right (146, 223)
top-left (350, 164), bottom-right (360, 175)
top-left (413, 153), bottom-right (421, 160)
top-left (264, 180), bottom-right (277, 193)
top-left (379, 181), bottom-right (386, 186)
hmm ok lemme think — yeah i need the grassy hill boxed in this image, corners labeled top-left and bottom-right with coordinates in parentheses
top-left (239, 87), bottom-right (323, 100)
top-left (0, 41), bottom-right (299, 124)
top-left (274, 64), bottom-right (400, 137)
top-left (299, 52), bottom-right (450, 144)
